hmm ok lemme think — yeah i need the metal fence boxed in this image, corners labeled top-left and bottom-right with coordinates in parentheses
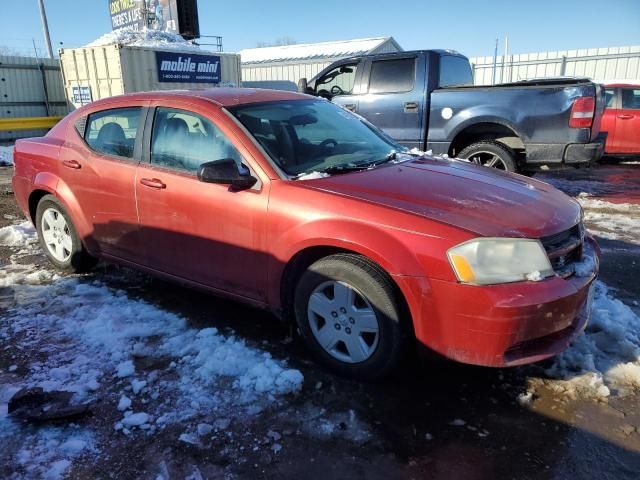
top-left (470, 45), bottom-right (640, 86)
top-left (0, 55), bottom-right (68, 141)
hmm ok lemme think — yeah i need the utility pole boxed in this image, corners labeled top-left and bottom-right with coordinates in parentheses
top-left (37, 0), bottom-right (54, 59)
top-left (491, 38), bottom-right (499, 85)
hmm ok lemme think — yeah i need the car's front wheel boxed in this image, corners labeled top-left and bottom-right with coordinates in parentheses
top-left (35, 195), bottom-right (96, 272)
top-left (294, 254), bottom-right (407, 379)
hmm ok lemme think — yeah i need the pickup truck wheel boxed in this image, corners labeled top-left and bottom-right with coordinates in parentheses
top-left (35, 195), bottom-right (97, 273)
top-left (294, 254), bottom-right (406, 380)
top-left (458, 141), bottom-right (517, 172)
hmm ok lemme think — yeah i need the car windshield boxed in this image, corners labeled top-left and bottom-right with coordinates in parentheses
top-left (227, 99), bottom-right (408, 177)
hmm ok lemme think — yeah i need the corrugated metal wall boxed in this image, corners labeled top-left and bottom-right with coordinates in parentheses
top-left (471, 45), bottom-right (640, 85)
top-left (0, 55), bottom-right (68, 141)
top-left (241, 38), bottom-right (403, 90)
top-left (242, 60), bottom-right (335, 91)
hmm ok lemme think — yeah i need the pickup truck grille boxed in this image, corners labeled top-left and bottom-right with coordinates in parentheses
top-left (540, 223), bottom-right (584, 278)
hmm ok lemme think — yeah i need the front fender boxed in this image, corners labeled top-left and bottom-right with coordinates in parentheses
top-left (267, 217), bottom-right (428, 308)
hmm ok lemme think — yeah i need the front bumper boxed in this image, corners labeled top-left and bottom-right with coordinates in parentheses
top-left (413, 237), bottom-right (599, 367)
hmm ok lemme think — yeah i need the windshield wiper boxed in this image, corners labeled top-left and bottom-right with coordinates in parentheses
top-left (318, 151), bottom-right (400, 175)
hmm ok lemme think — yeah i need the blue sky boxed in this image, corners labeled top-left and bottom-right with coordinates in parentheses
top-left (2, 0), bottom-right (639, 57)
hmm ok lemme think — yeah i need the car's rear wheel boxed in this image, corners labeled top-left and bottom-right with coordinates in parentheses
top-left (458, 141), bottom-right (518, 172)
top-left (294, 254), bottom-right (407, 379)
top-left (35, 195), bottom-right (96, 273)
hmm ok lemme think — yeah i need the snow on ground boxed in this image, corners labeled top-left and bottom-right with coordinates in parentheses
top-left (576, 194), bottom-right (640, 244)
top-left (0, 145), bottom-right (14, 166)
top-left (0, 222), bottom-right (303, 478)
top-left (87, 27), bottom-right (202, 52)
top-left (539, 281), bottom-right (640, 399)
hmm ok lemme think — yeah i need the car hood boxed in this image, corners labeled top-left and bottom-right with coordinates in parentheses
top-left (299, 157), bottom-right (581, 238)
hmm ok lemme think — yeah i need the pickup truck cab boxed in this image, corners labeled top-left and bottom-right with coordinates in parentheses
top-left (602, 83), bottom-right (640, 155)
top-left (299, 50), bottom-right (606, 173)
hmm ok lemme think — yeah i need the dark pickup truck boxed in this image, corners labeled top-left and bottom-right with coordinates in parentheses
top-left (298, 50), bottom-right (606, 172)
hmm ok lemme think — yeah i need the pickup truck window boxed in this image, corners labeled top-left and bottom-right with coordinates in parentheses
top-left (621, 88), bottom-right (640, 109)
top-left (85, 107), bottom-right (142, 159)
top-left (316, 63), bottom-right (358, 97)
top-left (368, 58), bottom-right (415, 94)
top-left (229, 99), bottom-right (403, 177)
top-left (439, 55), bottom-right (473, 87)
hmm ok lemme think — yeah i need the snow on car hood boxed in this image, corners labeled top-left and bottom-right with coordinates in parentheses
top-left (301, 156), bottom-right (582, 238)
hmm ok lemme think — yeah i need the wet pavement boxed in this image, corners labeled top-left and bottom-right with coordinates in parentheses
top-left (1, 161), bottom-right (639, 479)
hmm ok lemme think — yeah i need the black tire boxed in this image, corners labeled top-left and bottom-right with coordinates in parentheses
top-left (294, 254), bottom-right (408, 379)
top-left (35, 195), bottom-right (97, 273)
top-left (458, 141), bottom-right (518, 172)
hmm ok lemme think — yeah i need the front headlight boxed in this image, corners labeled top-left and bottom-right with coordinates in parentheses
top-left (447, 238), bottom-right (554, 285)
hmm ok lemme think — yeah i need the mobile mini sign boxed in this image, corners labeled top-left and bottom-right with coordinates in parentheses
top-left (155, 51), bottom-right (221, 83)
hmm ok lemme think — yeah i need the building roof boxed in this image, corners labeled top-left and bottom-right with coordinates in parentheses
top-left (239, 37), bottom-right (401, 64)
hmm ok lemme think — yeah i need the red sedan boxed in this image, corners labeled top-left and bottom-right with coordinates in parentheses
top-left (12, 89), bottom-right (599, 378)
top-left (602, 83), bottom-right (640, 155)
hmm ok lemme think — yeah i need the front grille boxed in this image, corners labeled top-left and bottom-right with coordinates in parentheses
top-left (540, 223), bottom-right (584, 278)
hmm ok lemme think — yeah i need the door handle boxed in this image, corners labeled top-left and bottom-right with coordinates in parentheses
top-left (617, 114), bottom-right (634, 119)
top-left (62, 159), bottom-right (81, 169)
top-left (343, 104), bottom-right (357, 112)
top-left (140, 178), bottom-right (166, 189)
top-left (404, 101), bottom-right (419, 113)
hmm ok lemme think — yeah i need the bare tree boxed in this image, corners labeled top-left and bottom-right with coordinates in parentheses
top-left (256, 37), bottom-right (298, 48)
top-left (0, 45), bottom-right (23, 56)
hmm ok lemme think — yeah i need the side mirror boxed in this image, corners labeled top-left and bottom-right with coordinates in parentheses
top-left (197, 158), bottom-right (258, 190)
top-left (297, 77), bottom-right (308, 93)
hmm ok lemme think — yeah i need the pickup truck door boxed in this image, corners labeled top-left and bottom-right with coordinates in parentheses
top-left (616, 87), bottom-right (640, 153)
top-left (313, 60), bottom-right (364, 114)
top-left (355, 54), bottom-right (426, 149)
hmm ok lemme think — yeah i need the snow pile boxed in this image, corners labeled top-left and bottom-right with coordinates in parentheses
top-left (0, 145), bottom-right (14, 166)
top-left (544, 282), bottom-right (640, 398)
top-left (87, 27), bottom-right (202, 52)
top-left (0, 221), bottom-right (37, 247)
top-left (576, 194), bottom-right (640, 244)
top-left (2, 278), bottom-right (303, 403)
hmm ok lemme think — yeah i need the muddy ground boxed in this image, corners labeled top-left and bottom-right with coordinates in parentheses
top-left (1, 161), bottom-right (639, 479)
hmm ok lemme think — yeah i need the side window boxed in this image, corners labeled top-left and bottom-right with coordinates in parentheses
top-left (439, 55), bottom-right (473, 87)
top-left (150, 107), bottom-right (243, 173)
top-left (315, 63), bottom-right (359, 97)
top-left (621, 88), bottom-right (640, 109)
top-left (85, 107), bottom-right (142, 158)
top-left (368, 58), bottom-right (415, 94)
top-left (604, 88), bottom-right (616, 108)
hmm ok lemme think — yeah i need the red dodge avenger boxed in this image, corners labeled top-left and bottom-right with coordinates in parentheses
top-left (12, 88), bottom-right (599, 378)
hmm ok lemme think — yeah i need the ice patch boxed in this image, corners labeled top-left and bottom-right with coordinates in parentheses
top-left (117, 395), bottom-right (132, 412)
top-left (116, 360), bottom-right (135, 378)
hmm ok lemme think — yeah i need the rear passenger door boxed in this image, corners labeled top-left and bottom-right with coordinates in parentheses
top-left (617, 87), bottom-right (640, 153)
top-left (58, 103), bottom-right (147, 260)
top-left (134, 103), bottom-right (269, 300)
top-left (356, 54), bottom-right (425, 149)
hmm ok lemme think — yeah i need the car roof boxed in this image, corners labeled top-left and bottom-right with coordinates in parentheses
top-left (86, 88), bottom-right (310, 109)
top-left (605, 83), bottom-right (640, 88)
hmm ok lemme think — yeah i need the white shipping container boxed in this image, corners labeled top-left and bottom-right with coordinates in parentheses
top-left (59, 44), bottom-right (242, 109)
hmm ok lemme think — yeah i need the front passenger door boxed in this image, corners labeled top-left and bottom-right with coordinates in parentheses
top-left (135, 104), bottom-right (269, 300)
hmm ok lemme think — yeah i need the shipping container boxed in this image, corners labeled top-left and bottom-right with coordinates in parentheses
top-left (59, 44), bottom-right (241, 109)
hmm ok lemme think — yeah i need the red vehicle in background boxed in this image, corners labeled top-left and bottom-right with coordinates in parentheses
top-left (602, 84), bottom-right (640, 156)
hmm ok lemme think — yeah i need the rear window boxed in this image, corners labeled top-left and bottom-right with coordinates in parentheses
top-left (368, 58), bottom-right (416, 94)
top-left (439, 55), bottom-right (473, 87)
top-left (85, 107), bottom-right (142, 159)
top-left (604, 88), bottom-right (616, 108)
